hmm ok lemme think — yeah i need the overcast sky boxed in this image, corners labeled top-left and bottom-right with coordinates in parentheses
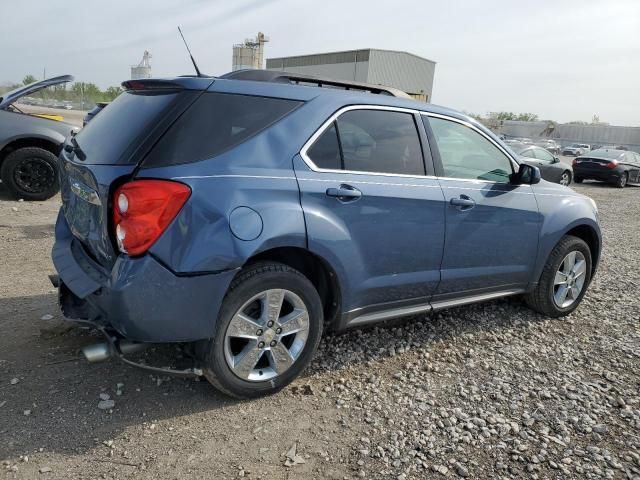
top-left (2, 0), bottom-right (639, 125)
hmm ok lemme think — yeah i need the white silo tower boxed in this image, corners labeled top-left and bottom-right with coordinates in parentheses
top-left (232, 32), bottom-right (269, 71)
top-left (131, 51), bottom-right (152, 80)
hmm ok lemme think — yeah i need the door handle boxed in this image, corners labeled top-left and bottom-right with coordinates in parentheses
top-left (450, 195), bottom-right (475, 210)
top-left (326, 185), bottom-right (362, 201)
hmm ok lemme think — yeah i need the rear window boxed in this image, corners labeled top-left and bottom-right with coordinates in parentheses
top-left (143, 92), bottom-right (302, 167)
top-left (589, 149), bottom-right (625, 159)
top-left (74, 90), bottom-right (181, 164)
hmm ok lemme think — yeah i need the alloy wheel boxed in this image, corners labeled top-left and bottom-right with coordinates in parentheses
top-left (553, 250), bottom-right (587, 308)
top-left (560, 171), bottom-right (571, 186)
top-left (13, 158), bottom-right (56, 194)
top-left (223, 289), bottom-right (309, 381)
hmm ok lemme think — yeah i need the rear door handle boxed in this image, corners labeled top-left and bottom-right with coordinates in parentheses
top-left (450, 195), bottom-right (475, 210)
top-left (326, 185), bottom-right (362, 201)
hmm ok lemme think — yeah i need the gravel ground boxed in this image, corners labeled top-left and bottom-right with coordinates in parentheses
top-left (0, 180), bottom-right (638, 479)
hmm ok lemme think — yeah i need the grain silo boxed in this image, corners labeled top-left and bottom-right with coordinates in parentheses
top-left (232, 33), bottom-right (269, 71)
top-left (131, 51), bottom-right (152, 80)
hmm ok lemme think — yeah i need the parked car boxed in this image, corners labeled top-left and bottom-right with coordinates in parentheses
top-left (514, 137), bottom-right (533, 144)
top-left (83, 102), bottom-right (109, 126)
top-left (512, 144), bottom-right (573, 185)
top-left (0, 75), bottom-right (78, 200)
top-left (52, 70), bottom-right (601, 398)
top-left (503, 139), bottom-right (523, 147)
top-left (573, 149), bottom-right (640, 188)
top-left (534, 139), bottom-right (561, 155)
top-left (562, 143), bottom-right (591, 156)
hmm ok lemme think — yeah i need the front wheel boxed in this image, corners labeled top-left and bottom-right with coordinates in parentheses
top-left (202, 262), bottom-right (323, 399)
top-left (559, 170), bottom-right (572, 186)
top-left (0, 147), bottom-right (60, 201)
top-left (525, 235), bottom-right (592, 317)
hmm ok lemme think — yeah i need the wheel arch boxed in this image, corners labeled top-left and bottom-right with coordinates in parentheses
top-left (565, 224), bottom-right (600, 275)
top-left (243, 246), bottom-right (342, 329)
top-left (0, 136), bottom-right (62, 166)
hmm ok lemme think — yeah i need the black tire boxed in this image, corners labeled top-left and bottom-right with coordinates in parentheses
top-left (559, 170), bottom-right (572, 186)
top-left (0, 147), bottom-right (60, 201)
top-left (615, 172), bottom-right (628, 189)
top-left (203, 262), bottom-right (323, 399)
top-left (574, 177), bottom-right (583, 183)
top-left (525, 235), bottom-right (592, 318)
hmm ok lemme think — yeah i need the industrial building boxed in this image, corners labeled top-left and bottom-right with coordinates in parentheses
top-left (500, 120), bottom-right (640, 153)
top-left (266, 48), bottom-right (436, 101)
top-left (131, 51), bottom-right (152, 80)
top-left (232, 32), bottom-right (269, 71)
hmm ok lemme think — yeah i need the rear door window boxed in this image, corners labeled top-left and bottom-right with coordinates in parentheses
top-left (306, 109), bottom-right (425, 176)
top-left (144, 93), bottom-right (302, 167)
top-left (336, 110), bottom-right (425, 175)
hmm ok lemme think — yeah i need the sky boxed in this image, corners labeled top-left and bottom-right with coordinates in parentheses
top-left (2, 0), bottom-right (639, 126)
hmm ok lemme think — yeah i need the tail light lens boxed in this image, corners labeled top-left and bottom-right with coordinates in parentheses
top-left (572, 159), bottom-right (578, 167)
top-left (113, 180), bottom-right (191, 256)
top-left (606, 160), bottom-right (618, 169)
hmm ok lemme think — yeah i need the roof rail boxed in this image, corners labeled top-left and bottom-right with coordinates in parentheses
top-left (219, 69), bottom-right (411, 99)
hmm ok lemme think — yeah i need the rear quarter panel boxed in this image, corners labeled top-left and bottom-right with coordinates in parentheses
top-left (138, 98), bottom-right (322, 274)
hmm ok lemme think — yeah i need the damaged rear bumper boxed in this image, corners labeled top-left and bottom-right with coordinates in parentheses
top-left (51, 209), bottom-right (237, 343)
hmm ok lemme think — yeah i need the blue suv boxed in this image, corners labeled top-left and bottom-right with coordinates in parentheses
top-left (52, 70), bottom-right (601, 398)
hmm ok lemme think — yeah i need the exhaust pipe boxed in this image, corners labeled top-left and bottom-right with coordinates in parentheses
top-left (82, 340), bottom-right (148, 363)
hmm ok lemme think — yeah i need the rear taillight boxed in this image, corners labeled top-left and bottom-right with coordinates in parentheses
top-left (606, 160), bottom-right (618, 169)
top-left (572, 159), bottom-right (578, 167)
top-left (113, 180), bottom-right (191, 256)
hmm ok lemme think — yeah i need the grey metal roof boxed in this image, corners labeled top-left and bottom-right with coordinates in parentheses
top-left (266, 48), bottom-right (436, 69)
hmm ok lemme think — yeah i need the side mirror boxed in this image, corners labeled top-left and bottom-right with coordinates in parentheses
top-left (511, 163), bottom-right (541, 185)
top-left (553, 156), bottom-right (560, 163)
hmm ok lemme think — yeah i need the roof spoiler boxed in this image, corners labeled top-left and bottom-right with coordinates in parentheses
top-left (121, 79), bottom-right (187, 91)
top-left (220, 69), bottom-right (411, 99)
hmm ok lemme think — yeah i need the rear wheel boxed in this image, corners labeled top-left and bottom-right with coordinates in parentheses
top-left (559, 170), bottom-right (572, 186)
top-left (525, 235), bottom-right (591, 317)
top-left (0, 147), bottom-right (60, 201)
top-left (203, 262), bottom-right (323, 398)
top-left (615, 172), bottom-right (628, 188)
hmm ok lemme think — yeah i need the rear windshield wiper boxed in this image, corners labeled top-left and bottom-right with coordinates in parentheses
top-left (64, 137), bottom-right (86, 161)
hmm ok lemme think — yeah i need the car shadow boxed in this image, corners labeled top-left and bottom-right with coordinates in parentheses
top-left (0, 288), bottom-right (548, 460)
top-left (0, 183), bottom-right (14, 201)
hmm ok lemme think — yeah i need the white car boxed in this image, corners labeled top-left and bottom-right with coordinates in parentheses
top-left (562, 143), bottom-right (590, 156)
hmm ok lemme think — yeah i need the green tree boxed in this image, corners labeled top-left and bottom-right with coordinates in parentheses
top-left (104, 86), bottom-right (122, 101)
top-left (515, 113), bottom-right (539, 122)
top-left (22, 74), bottom-right (37, 86)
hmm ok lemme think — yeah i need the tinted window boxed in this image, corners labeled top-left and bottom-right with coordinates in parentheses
top-left (145, 93), bottom-right (301, 167)
top-left (534, 147), bottom-right (555, 162)
top-left (336, 110), bottom-right (425, 175)
top-left (75, 91), bottom-right (180, 165)
top-left (307, 122), bottom-right (341, 170)
top-left (520, 149), bottom-right (535, 158)
top-left (429, 117), bottom-right (513, 183)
